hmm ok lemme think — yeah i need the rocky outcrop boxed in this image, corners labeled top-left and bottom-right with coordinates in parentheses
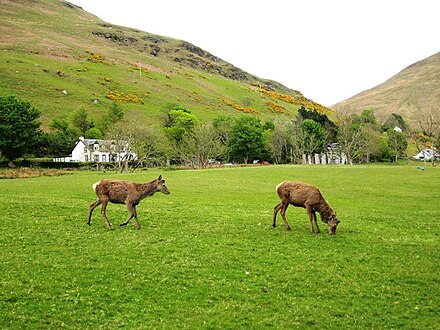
top-left (92, 31), bottom-right (137, 44)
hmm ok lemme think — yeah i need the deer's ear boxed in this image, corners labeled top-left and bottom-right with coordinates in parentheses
top-left (158, 175), bottom-right (162, 181)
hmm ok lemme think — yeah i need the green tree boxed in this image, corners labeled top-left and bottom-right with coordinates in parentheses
top-left (387, 129), bottom-right (408, 162)
top-left (72, 108), bottom-right (94, 136)
top-left (85, 127), bottom-right (103, 139)
top-left (359, 109), bottom-right (377, 125)
top-left (382, 113), bottom-right (408, 132)
top-left (100, 102), bottom-right (124, 134)
top-left (300, 119), bottom-right (325, 155)
top-left (108, 102), bottom-right (124, 122)
top-left (228, 116), bottom-right (264, 164)
top-left (268, 119), bottom-right (290, 164)
top-left (42, 119), bottom-right (80, 156)
top-left (179, 123), bottom-right (225, 168)
top-left (163, 108), bottom-right (200, 145)
top-left (107, 122), bottom-right (170, 171)
top-left (213, 115), bottom-right (234, 144)
top-left (362, 125), bottom-right (382, 163)
top-left (335, 110), bottom-right (367, 165)
top-left (298, 106), bottom-right (337, 142)
top-left (0, 96), bottom-right (41, 165)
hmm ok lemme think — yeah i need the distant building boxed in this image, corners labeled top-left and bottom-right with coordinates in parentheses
top-left (53, 137), bottom-right (136, 163)
top-left (413, 148), bottom-right (438, 161)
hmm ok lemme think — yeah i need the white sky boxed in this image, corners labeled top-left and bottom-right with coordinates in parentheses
top-left (68, 0), bottom-right (439, 106)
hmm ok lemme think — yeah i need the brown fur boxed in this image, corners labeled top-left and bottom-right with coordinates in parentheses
top-left (87, 175), bottom-right (170, 229)
top-left (272, 180), bottom-right (340, 235)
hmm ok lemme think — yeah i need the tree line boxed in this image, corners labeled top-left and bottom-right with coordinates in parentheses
top-left (1, 95), bottom-right (439, 168)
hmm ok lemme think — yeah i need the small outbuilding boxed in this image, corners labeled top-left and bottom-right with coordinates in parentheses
top-left (413, 148), bottom-right (438, 161)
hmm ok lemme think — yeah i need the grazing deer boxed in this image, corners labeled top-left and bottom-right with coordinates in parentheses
top-left (87, 175), bottom-right (170, 229)
top-left (273, 180), bottom-right (340, 235)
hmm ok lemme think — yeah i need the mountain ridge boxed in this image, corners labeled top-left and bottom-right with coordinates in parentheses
top-left (0, 0), bottom-right (330, 130)
top-left (332, 51), bottom-right (440, 123)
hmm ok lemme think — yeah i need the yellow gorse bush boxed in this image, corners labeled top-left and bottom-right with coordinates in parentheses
top-left (221, 98), bottom-right (260, 114)
top-left (252, 84), bottom-right (333, 116)
top-left (106, 91), bottom-right (144, 104)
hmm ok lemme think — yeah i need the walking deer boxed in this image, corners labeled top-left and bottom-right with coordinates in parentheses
top-left (273, 180), bottom-right (340, 235)
top-left (87, 175), bottom-right (170, 229)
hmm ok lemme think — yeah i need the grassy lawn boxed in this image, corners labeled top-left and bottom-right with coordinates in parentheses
top-left (0, 165), bottom-right (438, 328)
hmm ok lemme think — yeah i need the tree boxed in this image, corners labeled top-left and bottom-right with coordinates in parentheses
top-left (228, 116), bottom-right (265, 164)
top-left (163, 108), bottom-right (200, 145)
top-left (268, 118), bottom-right (293, 164)
top-left (335, 109), bottom-right (367, 165)
top-left (106, 122), bottom-right (170, 172)
top-left (100, 102), bottom-right (124, 133)
top-left (129, 125), bottom-right (170, 169)
top-left (105, 124), bottom-right (136, 173)
top-left (72, 108), bottom-right (95, 136)
top-left (107, 102), bottom-right (124, 122)
top-left (42, 119), bottom-right (80, 156)
top-left (387, 129), bottom-right (408, 162)
top-left (85, 127), bottom-right (103, 139)
top-left (300, 119), bottom-right (325, 155)
top-left (298, 106), bottom-right (337, 142)
top-left (0, 96), bottom-right (41, 165)
top-left (382, 113), bottom-right (408, 132)
top-left (212, 115), bottom-right (234, 145)
top-left (362, 125), bottom-right (382, 163)
top-left (414, 107), bottom-right (440, 164)
top-left (415, 107), bottom-right (439, 138)
top-left (179, 123), bottom-right (225, 168)
top-left (359, 109), bottom-right (377, 125)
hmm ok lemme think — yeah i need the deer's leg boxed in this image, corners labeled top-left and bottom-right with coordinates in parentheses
top-left (87, 199), bottom-right (101, 225)
top-left (120, 202), bottom-right (138, 228)
top-left (306, 207), bottom-right (314, 233)
top-left (314, 213), bottom-right (320, 234)
top-left (100, 199), bottom-right (113, 229)
top-left (132, 205), bottom-right (141, 230)
top-left (272, 202), bottom-right (282, 227)
top-left (280, 202), bottom-right (291, 231)
top-left (306, 206), bottom-right (319, 234)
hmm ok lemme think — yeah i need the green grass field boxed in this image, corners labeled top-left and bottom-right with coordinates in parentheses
top-left (1, 165), bottom-right (439, 328)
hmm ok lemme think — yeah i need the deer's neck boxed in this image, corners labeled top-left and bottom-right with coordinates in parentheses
top-left (318, 201), bottom-right (334, 222)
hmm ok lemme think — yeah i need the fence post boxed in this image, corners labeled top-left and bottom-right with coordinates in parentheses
top-left (314, 154), bottom-right (320, 164)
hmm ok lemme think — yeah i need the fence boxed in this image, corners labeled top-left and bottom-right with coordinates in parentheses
top-left (302, 153), bottom-right (347, 165)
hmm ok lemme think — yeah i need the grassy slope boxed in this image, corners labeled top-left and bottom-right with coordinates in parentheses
top-left (0, 165), bottom-right (438, 328)
top-left (0, 0), bottom-right (311, 130)
top-left (333, 51), bottom-right (440, 123)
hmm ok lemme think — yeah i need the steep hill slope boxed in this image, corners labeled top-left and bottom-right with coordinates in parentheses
top-left (333, 51), bottom-right (440, 123)
top-left (0, 0), bottom-right (331, 130)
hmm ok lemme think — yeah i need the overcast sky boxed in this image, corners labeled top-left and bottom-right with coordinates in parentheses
top-left (68, 0), bottom-right (439, 106)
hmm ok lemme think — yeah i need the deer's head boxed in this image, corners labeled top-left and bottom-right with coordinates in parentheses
top-left (326, 214), bottom-right (340, 235)
top-left (155, 175), bottom-right (170, 195)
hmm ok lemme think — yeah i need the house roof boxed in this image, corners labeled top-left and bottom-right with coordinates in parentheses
top-left (77, 137), bottom-right (128, 147)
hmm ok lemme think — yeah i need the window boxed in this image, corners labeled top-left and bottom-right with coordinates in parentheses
top-left (94, 143), bottom-right (99, 151)
top-left (94, 154), bottom-right (99, 162)
top-left (102, 155), bottom-right (106, 162)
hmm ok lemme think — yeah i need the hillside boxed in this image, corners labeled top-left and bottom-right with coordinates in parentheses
top-left (333, 51), bottom-right (440, 123)
top-left (0, 0), bottom-right (332, 130)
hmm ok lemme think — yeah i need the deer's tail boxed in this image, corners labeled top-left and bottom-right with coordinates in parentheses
top-left (92, 181), bottom-right (100, 192)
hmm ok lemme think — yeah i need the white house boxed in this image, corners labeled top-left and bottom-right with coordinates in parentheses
top-left (53, 137), bottom-right (136, 163)
top-left (413, 148), bottom-right (438, 161)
